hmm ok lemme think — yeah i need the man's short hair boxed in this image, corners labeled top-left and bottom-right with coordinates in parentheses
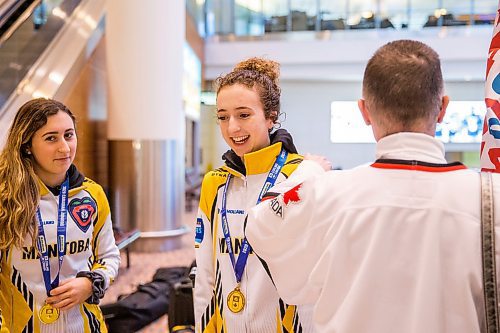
top-left (362, 40), bottom-right (444, 128)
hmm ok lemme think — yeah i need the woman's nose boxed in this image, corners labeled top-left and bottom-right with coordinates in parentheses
top-left (227, 117), bottom-right (241, 132)
top-left (58, 140), bottom-right (70, 153)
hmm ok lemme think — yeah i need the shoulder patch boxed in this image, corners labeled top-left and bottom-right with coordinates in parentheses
top-left (269, 197), bottom-right (284, 218)
top-left (268, 183), bottom-right (303, 219)
top-left (195, 217), bottom-right (204, 244)
top-left (69, 196), bottom-right (97, 233)
top-left (283, 184), bottom-right (302, 205)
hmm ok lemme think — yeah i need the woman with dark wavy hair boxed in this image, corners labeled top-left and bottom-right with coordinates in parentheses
top-left (0, 98), bottom-right (120, 332)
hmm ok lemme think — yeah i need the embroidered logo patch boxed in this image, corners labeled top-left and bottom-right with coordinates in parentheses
top-left (195, 217), bottom-right (204, 244)
top-left (268, 184), bottom-right (303, 219)
top-left (69, 197), bottom-right (96, 233)
top-left (269, 197), bottom-right (284, 218)
top-left (283, 184), bottom-right (302, 205)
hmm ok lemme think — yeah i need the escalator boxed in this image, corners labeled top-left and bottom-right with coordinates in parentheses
top-left (0, 0), bottom-right (37, 36)
top-left (0, 0), bottom-right (105, 147)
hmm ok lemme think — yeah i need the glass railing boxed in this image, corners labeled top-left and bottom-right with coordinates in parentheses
top-left (197, 0), bottom-right (497, 37)
top-left (0, 0), bottom-right (81, 107)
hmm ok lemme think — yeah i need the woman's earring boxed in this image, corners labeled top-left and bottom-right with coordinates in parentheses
top-left (275, 112), bottom-right (286, 129)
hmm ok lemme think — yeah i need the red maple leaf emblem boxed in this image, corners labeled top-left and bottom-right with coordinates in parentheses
top-left (283, 184), bottom-right (302, 205)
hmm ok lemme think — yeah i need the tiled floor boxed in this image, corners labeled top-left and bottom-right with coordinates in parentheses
top-left (101, 210), bottom-right (197, 333)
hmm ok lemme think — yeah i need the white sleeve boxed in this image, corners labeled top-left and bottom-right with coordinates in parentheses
top-left (194, 208), bottom-right (217, 332)
top-left (270, 160), bottom-right (326, 193)
top-left (92, 194), bottom-right (121, 290)
top-left (246, 162), bottom-right (327, 305)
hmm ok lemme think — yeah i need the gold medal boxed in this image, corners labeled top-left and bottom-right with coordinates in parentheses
top-left (227, 287), bottom-right (245, 313)
top-left (39, 303), bottom-right (59, 324)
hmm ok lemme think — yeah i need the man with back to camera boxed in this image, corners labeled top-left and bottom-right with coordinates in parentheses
top-left (245, 39), bottom-right (500, 332)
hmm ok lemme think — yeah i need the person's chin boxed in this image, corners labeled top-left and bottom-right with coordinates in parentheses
top-left (233, 145), bottom-right (252, 158)
top-left (228, 141), bottom-right (242, 152)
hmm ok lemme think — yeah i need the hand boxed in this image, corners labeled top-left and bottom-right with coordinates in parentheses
top-left (46, 277), bottom-right (92, 311)
top-left (304, 153), bottom-right (332, 171)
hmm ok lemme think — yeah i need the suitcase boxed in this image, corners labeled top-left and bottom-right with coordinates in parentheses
top-left (168, 262), bottom-right (196, 332)
top-left (102, 266), bottom-right (188, 333)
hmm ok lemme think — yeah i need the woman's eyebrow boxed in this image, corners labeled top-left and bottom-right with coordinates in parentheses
top-left (41, 131), bottom-right (59, 137)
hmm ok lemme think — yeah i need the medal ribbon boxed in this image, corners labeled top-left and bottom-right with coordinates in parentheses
top-left (36, 176), bottom-right (69, 297)
top-left (221, 147), bottom-right (288, 283)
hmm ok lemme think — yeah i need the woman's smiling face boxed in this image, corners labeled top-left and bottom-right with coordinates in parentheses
top-left (30, 111), bottom-right (77, 187)
top-left (216, 84), bottom-right (273, 158)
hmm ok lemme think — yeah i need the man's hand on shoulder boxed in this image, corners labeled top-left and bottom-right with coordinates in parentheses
top-left (303, 153), bottom-right (332, 171)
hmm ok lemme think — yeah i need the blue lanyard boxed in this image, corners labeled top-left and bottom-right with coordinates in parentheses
top-left (36, 176), bottom-right (69, 297)
top-left (221, 147), bottom-right (288, 284)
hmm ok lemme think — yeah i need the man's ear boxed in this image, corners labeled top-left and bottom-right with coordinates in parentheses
top-left (437, 95), bottom-right (449, 123)
top-left (358, 99), bottom-right (371, 125)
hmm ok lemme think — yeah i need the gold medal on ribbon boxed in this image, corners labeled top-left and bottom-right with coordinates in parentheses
top-left (227, 286), bottom-right (245, 313)
top-left (39, 303), bottom-right (59, 324)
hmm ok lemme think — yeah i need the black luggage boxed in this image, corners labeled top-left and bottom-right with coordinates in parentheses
top-left (168, 261), bottom-right (196, 332)
top-left (102, 266), bottom-right (188, 333)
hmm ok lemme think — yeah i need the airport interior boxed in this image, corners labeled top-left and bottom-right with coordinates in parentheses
top-left (0, 0), bottom-right (498, 332)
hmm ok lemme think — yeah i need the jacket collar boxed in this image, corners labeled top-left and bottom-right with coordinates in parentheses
top-left (223, 142), bottom-right (285, 178)
top-left (376, 132), bottom-right (447, 164)
top-left (39, 164), bottom-right (86, 196)
top-left (222, 128), bottom-right (298, 177)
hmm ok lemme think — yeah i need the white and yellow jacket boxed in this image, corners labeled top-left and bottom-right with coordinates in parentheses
top-left (194, 130), bottom-right (314, 333)
top-left (0, 165), bottom-right (120, 333)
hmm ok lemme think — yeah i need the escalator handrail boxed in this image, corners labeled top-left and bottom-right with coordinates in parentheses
top-left (0, 0), bottom-right (40, 44)
top-left (0, 0), bottom-right (102, 121)
top-left (0, 0), bottom-right (31, 25)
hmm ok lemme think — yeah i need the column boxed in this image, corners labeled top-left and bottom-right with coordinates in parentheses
top-left (106, 1), bottom-right (187, 251)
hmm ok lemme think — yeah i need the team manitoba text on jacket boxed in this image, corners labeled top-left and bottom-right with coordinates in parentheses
top-left (194, 129), bottom-right (314, 333)
top-left (0, 165), bottom-right (120, 333)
